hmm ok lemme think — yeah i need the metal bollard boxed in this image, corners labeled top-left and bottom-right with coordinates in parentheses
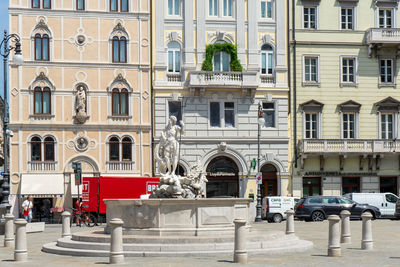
top-left (233, 219), bottom-right (248, 264)
top-left (109, 218), bottom-right (124, 264)
top-left (285, 210), bottom-right (295, 235)
top-left (4, 213), bottom-right (15, 248)
top-left (361, 212), bottom-right (373, 250)
top-left (327, 215), bottom-right (341, 257)
top-left (14, 219), bottom-right (28, 262)
top-left (61, 211), bottom-right (72, 238)
top-left (340, 210), bottom-right (351, 244)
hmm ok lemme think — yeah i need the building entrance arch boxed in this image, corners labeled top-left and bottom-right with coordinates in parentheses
top-left (206, 156), bottom-right (239, 197)
top-left (261, 164), bottom-right (278, 197)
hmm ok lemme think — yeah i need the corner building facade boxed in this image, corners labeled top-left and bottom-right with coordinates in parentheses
top-left (8, 0), bottom-right (151, 219)
top-left (291, 0), bottom-right (400, 197)
top-left (153, 0), bottom-right (290, 198)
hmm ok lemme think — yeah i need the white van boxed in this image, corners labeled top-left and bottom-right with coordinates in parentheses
top-left (262, 196), bottom-right (299, 223)
top-left (344, 193), bottom-right (398, 218)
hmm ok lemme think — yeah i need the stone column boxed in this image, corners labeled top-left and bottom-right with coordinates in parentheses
top-left (340, 210), bottom-right (351, 244)
top-left (109, 218), bottom-right (124, 264)
top-left (327, 215), bottom-right (341, 257)
top-left (361, 212), bottom-right (373, 250)
top-left (285, 210), bottom-right (295, 235)
top-left (4, 213), bottom-right (15, 248)
top-left (233, 219), bottom-right (247, 264)
top-left (14, 219), bottom-right (28, 262)
top-left (61, 211), bottom-right (71, 238)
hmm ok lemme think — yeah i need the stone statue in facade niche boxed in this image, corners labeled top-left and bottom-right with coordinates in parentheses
top-left (151, 116), bottom-right (207, 199)
top-left (75, 85), bottom-right (88, 123)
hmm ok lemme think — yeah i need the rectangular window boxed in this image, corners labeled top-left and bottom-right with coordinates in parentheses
top-left (381, 113), bottom-right (394, 139)
top-left (224, 102), bottom-right (235, 127)
top-left (304, 57), bottom-right (318, 82)
top-left (305, 113), bottom-right (318, 139)
top-left (380, 59), bottom-right (393, 83)
top-left (168, 0), bottom-right (180, 15)
top-left (343, 113), bottom-right (355, 139)
top-left (341, 8), bottom-right (353, 30)
top-left (209, 0), bottom-right (218, 16)
top-left (121, 0), bottom-right (128, 12)
top-left (77, 0), bottom-right (85, 10)
top-left (32, 0), bottom-right (40, 8)
top-left (342, 57), bottom-right (355, 83)
top-left (210, 102), bottom-right (221, 127)
top-left (263, 102), bottom-right (275, 128)
top-left (43, 0), bottom-right (51, 9)
top-left (168, 101), bottom-right (182, 125)
top-left (110, 0), bottom-right (118, 11)
top-left (34, 91), bottom-right (42, 114)
top-left (379, 9), bottom-right (392, 28)
top-left (223, 0), bottom-right (232, 17)
top-left (304, 7), bottom-right (316, 29)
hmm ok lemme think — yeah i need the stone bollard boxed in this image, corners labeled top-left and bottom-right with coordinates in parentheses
top-left (340, 210), bottom-right (351, 244)
top-left (14, 219), bottom-right (28, 262)
top-left (233, 219), bottom-right (248, 264)
top-left (4, 213), bottom-right (15, 248)
top-left (285, 210), bottom-right (295, 235)
top-left (109, 218), bottom-right (124, 264)
top-left (61, 211), bottom-right (72, 238)
top-left (361, 212), bottom-right (373, 250)
top-left (327, 215), bottom-right (341, 257)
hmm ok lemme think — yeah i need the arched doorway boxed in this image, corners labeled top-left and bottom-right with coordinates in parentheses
top-left (175, 164), bottom-right (186, 176)
top-left (261, 164), bottom-right (278, 197)
top-left (206, 156), bottom-right (239, 197)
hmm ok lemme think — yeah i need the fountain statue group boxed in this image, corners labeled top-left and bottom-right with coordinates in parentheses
top-left (150, 116), bottom-right (208, 199)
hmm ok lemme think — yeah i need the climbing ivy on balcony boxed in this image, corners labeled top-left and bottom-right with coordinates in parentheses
top-left (201, 43), bottom-right (243, 72)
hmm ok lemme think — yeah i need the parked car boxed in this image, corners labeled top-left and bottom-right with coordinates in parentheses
top-left (394, 198), bottom-right (400, 219)
top-left (344, 192), bottom-right (398, 218)
top-left (295, 196), bottom-right (381, 222)
top-left (262, 196), bottom-right (299, 223)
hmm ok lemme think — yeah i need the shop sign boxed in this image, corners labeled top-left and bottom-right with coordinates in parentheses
top-left (207, 172), bottom-right (236, 177)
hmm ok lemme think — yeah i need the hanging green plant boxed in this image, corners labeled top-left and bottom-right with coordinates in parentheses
top-left (201, 43), bottom-right (243, 72)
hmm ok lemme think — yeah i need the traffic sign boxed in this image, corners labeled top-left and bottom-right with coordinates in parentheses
top-left (0, 172), bottom-right (3, 176)
top-left (256, 174), bottom-right (262, 184)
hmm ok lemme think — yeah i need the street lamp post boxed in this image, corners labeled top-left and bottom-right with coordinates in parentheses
top-left (255, 102), bottom-right (265, 222)
top-left (0, 30), bottom-right (23, 213)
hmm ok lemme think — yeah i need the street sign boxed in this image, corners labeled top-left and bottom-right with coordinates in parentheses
top-left (256, 174), bottom-right (262, 184)
top-left (0, 172), bottom-right (3, 176)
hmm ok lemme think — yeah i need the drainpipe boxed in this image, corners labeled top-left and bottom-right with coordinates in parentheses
top-left (291, 0), bottom-right (297, 196)
top-left (150, 0), bottom-right (155, 177)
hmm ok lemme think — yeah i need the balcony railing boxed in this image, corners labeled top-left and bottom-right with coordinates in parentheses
top-left (300, 139), bottom-right (400, 154)
top-left (166, 72), bottom-right (181, 82)
top-left (28, 161), bottom-right (57, 172)
top-left (260, 74), bottom-right (275, 84)
top-left (188, 71), bottom-right (259, 88)
top-left (366, 28), bottom-right (400, 44)
top-left (106, 161), bottom-right (135, 172)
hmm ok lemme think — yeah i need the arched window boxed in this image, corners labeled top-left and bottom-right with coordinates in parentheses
top-left (112, 88), bottom-right (128, 116)
top-left (121, 137), bottom-right (132, 161)
top-left (109, 137), bottom-right (120, 161)
top-left (34, 33), bottom-right (50, 61)
top-left (261, 44), bottom-right (273, 75)
top-left (31, 137), bottom-right (42, 161)
top-left (213, 51), bottom-right (230, 71)
top-left (77, 0), bottom-right (85, 10)
top-left (110, 0), bottom-right (128, 12)
top-left (168, 42), bottom-right (181, 73)
top-left (34, 86), bottom-right (51, 114)
top-left (112, 36), bottom-right (127, 63)
top-left (44, 137), bottom-right (55, 161)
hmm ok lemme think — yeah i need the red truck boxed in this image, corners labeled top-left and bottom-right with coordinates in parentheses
top-left (81, 176), bottom-right (159, 220)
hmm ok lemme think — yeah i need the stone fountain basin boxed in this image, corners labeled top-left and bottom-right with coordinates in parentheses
top-left (104, 198), bottom-right (252, 236)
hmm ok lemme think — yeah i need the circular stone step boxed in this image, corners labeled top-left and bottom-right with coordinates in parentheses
top-left (42, 230), bottom-right (313, 257)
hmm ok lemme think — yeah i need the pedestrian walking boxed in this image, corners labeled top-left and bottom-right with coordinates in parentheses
top-left (21, 196), bottom-right (33, 223)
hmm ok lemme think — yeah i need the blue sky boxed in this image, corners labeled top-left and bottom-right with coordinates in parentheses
top-left (0, 1), bottom-right (9, 97)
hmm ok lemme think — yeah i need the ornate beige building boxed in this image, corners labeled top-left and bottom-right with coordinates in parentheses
top-left (8, 0), bottom-right (151, 220)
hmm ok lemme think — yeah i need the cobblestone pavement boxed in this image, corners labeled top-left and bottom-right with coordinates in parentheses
top-left (1, 219), bottom-right (400, 267)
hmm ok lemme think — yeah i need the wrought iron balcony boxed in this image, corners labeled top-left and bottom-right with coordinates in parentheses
top-left (366, 28), bottom-right (400, 44)
top-left (106, 161), bottom-right (135, 172)
top-left (299, 139), bottom-right (400, 154)
top-left (188, 71), bottom-right (259, 88)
